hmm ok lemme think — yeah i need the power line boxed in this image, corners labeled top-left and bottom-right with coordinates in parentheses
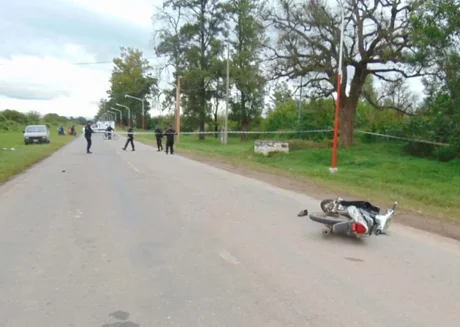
top-left (74, 56), bottom-right (161, 66)
top-left (0, 56), bottom-right (162, 67)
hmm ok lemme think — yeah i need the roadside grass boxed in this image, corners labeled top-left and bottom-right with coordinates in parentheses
top-left (135, 133), bottom-right (460, 221)
top-left (0, 131), bottom-right (75, 184)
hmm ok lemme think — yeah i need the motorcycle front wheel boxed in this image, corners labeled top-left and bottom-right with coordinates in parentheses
top-left (320, 199), bottom-right (335, 213)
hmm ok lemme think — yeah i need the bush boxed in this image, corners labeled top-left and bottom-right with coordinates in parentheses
top-left (434, 145), bottom-right (460, 162)
top-left (1, 110), bottom-right (28, 124)
top-left (0, 120), bottom-right (21, 131)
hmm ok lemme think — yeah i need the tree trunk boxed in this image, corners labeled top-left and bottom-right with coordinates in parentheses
top-left (338, 67), bottom-right (367, 147)
top-left (241, 120), bottom-right (249, 141)
top-left (338, 95), bottom-right (358, 147)
top-left (214, 112), bottom-right (218, 138)
top-left (240, 92), bottom-right (248, 141)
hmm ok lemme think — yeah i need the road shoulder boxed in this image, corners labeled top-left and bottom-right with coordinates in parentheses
top-left (178, 150), bottom-right (460, 241)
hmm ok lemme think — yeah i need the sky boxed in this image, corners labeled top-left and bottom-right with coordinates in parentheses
top-left (0, 0), bottom-right (425, 119)
top-left (0, 0), bottom-right (163, 118)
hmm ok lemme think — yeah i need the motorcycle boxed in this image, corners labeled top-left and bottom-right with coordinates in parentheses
top-left (103, 131), bottom-right (118, 140)
top-left (298, 197), bottom-right (397, 237)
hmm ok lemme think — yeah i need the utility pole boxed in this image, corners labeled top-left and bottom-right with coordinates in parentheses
top-left (175, 76), bottom-right (182, 143)
top-left (298, 76), bottom-right (303, 124)
top-left (330, 6), bottom-right (345, 174)
top-left (223, 41), bottom-right (230, 144)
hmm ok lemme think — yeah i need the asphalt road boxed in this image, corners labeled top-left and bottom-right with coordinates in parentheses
top-left (0, 135), bottom-right (459, 327)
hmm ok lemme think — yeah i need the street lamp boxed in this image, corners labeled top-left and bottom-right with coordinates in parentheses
top-left (116, 103), bottom-right (131, 127)
top-left (110, 107), bottom-right (123, 128)
top-left (108, 110), bottom-right (118, 124)
top-left (125, 94), bottom-right (145, 130)
top-left (330, 5), bottom-right (345, 174)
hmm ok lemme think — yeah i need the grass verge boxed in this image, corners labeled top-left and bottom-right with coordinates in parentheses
top-left (135, 133), bottom-right (460, 223)
top-left (0, 131), bottom-right (75, 184)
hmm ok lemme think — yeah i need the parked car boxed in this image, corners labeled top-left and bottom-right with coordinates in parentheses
top-left (23, 125), bottom-right (50, 145)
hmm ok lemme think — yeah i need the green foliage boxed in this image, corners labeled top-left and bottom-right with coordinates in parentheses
top-left (131, 135), bottom-right (460, 220)
top-left (2, 110), bottom-right (28, 124)
top-left (98, 47), bottom-right (158, 128)
top-left (226, 0), bottom-right (266, 134)
top-left (0, 110), bottom-right (79, 132)
top-left (158, 0), bottom-right (227, 137)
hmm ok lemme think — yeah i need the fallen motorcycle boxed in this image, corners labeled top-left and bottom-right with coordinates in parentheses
top-left (298, 197), bottom-right (397, 237)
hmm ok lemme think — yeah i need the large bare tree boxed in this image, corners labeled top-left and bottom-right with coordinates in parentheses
top-left (265, 0), bottom-right (424, 146)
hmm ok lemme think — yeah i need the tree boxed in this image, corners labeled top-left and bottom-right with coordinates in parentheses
top-left (265, 0), bottom-right (425, 147)
top-left (410, 0), bottom-right (460, 96)
top-left (154, 3), bottom-right (187, 112)
top-left (270, 81), bottom-right (293, 108)
top-left (161, 0), bottom-right (227, 139)
top-left (2, 109), bottom-right (28, 124)
top-left (209, 59), bottom-right (226, 137)
top-left (107, 47), bottom-right (158, 127)
top-left (26, 111), bottom-right (41, 123)
top-left (95, 98), bottom-right (111, 120)
top-left (225, 0), bottom-right (266, 139)
top-left (408, 0), bottom-right (460, 159)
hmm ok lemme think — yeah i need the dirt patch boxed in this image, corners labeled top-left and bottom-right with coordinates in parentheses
top-left (179, 151), bottom-right (460, 241)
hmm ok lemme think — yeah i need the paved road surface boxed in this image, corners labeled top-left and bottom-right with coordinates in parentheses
top-left (0, 135), bottom-right (459, 327)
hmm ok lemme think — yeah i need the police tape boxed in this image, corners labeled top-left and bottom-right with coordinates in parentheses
top-left (105, 129), bottom-right (333, 135)
top-left (355, 130), bottom-right (450, 146)
top-left (99, 129), bottom-right (451, 146)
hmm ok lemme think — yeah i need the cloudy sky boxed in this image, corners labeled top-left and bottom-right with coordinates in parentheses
top-left (0, 0), bottom-right (425, 119)
top-left (0, 0), bottom-right (164, 118)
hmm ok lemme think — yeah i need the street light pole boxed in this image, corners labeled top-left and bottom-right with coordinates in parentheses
top-left (108, 110), bottom-right (118, 125)
top-left (298, 76), bottom-right (303, 124)
top-left (330, 6), bottom-right (345, 174)
top-left (223, 41), bottom-right (230, 145)
top-left (125, 94), bottom-right (145, 130)
top-left (116, 103), bottom-right (131, 127)
top-left (110, 107), bottom-right (123, 128)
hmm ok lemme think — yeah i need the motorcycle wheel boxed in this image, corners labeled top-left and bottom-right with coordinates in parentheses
top-left (320, 199), bottom-right (335, 213)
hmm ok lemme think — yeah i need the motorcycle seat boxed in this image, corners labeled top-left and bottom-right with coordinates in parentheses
top-left (339, 200), bottom-right (380, 215)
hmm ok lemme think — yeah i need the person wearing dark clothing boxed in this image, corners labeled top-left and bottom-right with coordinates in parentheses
top-left (164, 125), bottom-right (177, 154)
top-left (155, 127), bottom-right (163, 151)
top-left (105, 125), bottom-right (114, 139)
top-left (84, 121), bottom-right (94, 153)
top-left (123, 127), bottom-right (135, 151)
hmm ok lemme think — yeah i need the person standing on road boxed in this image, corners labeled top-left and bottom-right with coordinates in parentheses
top-left (164, 125), bottom-right (177, 155)
top-left (123, 127), bottom-right (135, 151)
top-left (84, 121), bottom-right (94, 154)
top-left (155, 126), bottom-right (163, 152)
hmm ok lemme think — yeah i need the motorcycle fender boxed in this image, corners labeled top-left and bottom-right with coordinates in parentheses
top-left (332, 220), bottom-right (353, 234)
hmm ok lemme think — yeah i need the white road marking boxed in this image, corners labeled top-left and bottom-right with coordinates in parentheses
top-left (116, 150), bottom-right (140, 173)
top-left (219, 250), bottom-right (240, 265)
top-left (127, 161), bottom-right (140, 173)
